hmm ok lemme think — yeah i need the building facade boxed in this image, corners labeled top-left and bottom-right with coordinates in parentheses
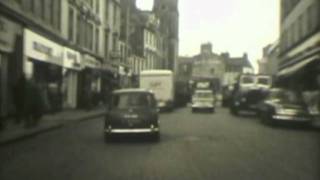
top-left (278, 0), bottom-right (320, 89)
top-left (0, 0), bottom-right (121, 118)
top-left (221, 52), bottom-right (253, 87)
top-left (258, 41), bottom-right (280, 76)
top-left (153, 0), bottom-right (179, 72)
top-left (191, 43), bottom-right (226, 91)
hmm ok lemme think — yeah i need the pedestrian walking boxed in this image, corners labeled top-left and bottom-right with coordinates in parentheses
top-left (13, 75), bottom-right (26, 124)
top-left (23, 78), bottom-right (45, 128)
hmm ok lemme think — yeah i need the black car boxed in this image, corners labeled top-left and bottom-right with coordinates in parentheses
top-left (104, 89), bottom-right (160, 141)
top-left (257, 88), bottom-right (313, 126)
top-left (230, 88), bottom-right (268, 115)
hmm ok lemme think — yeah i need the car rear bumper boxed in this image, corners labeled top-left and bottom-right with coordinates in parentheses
top-left (105, 128), bottom-right (159, 134)
top-left (192, 103), bottom-right (215, 108)
top-left (272, 115), bottom-right (311, 122)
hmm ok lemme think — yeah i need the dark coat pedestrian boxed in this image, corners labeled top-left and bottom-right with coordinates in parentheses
top-left (24, 79), bottom-right (45, 127)
top-left (13, 76), bottom-right (26, 123)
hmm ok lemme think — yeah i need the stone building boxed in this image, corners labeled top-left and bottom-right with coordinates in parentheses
top-left (258, 41), bottom-right (280, 76)
top-left (191, 43), bottom-right (226, 91)
top-left (153, 0), bottom-right (179, 72)
top-left (221, 52), bottom-right (253, 87)
top-left (277, 0), bottom-right (320, 114)
top-left (0, 0), bottom-right (121, 118)
top-left (277, 0), bottom-right (320, 89)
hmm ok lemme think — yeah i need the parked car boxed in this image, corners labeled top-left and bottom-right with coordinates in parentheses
top-left (104, 89), bottom-right (160, 141)
top-left (191, 89), bottom-right (216, 113)
top-left (257, 88), bottom-right (314, 126)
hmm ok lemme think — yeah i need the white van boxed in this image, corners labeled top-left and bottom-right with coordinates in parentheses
top-left (140, 70), bottom-right (174, 110)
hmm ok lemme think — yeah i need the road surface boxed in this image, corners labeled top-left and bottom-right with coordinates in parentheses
top-left (1, 107), bottom-right (319, 180)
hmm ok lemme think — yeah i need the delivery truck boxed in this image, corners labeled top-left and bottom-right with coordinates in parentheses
top-left (140, 70), bottom-right (174, 111)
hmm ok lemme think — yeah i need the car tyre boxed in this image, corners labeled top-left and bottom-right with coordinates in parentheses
top-left (262, 112), bottom-right (276, 127)
top-left (104, 133), bottom-right (112, 142)
top-left (152, 132), bottom-right (160, 142)
top-left (230, 107), bottom-right (238, 116)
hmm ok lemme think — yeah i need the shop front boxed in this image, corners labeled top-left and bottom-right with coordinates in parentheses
top-left (77, 54), bottom-right (102, 109)
top-left (276, 47), bottom-right (320, 116)
top-left (0, 15), bottom-right (22, 119)
top-left (62, 47), bottom-right (81, 109)
top-left (24, 28), bottom-right (64, 113)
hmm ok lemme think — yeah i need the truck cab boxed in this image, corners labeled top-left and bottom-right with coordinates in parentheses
top-left (230, 74), bottom-right (271, 115)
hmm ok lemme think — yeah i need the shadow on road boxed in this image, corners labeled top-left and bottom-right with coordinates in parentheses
top-left (104, 134), bottom-right (160, 144)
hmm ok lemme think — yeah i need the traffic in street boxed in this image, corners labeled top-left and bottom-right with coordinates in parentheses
top-left (1, 106), bottom-right (319, 180)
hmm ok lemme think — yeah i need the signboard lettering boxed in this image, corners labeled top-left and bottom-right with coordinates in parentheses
top-left (33, 42), bottom-right (53, 56)
top-left (150, 82), bottom-right (161, 88)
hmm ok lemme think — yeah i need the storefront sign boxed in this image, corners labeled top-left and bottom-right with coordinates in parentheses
top-left (63, 47), bottom-right (81, 70)
top-left (0, 16), bottom-right (21, 53)
top-left (24, 29), bottom-right (63, 66)
top-left (83, 54), bottom-right (101, 69)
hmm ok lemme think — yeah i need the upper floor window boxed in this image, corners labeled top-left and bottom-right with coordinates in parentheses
top-left (96, 0), bottom-right (100, 14)
top-left (68, 7), bottom-right (74, 42)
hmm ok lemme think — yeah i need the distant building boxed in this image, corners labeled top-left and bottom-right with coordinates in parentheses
top-left (191, 43), bottom-right (226, 91)
top-left (222, 52), bottom-right (253, 86)
top-left (176, 56), bottom-right (193, 82)
top-left (258, 41), bottom-right (280, 76)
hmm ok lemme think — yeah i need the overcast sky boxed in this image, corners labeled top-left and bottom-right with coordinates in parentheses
top-left (136, 0), bottom-right (280, 70)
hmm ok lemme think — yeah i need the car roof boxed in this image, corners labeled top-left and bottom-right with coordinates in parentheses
top-left (112, 88), bottom-right (153, 94)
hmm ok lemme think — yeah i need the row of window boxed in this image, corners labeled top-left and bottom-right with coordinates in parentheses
top-left (105, 0), bottom-right (120, 27)
top-left (281, 0), bottom-right (301, 21)
top-left (131, 54), bottom-right (162, 73)
top-left (16, 0), bottom-right (61, 31)
top-left (144, 30), bottom-right (164, 51)
top-left (67, 6), bottom-right (100, 53)
top-left (280, 3), bottom-right (319, 53)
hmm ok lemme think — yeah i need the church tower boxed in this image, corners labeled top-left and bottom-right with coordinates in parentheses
top-left (153, 0), bottom-right (179, 71)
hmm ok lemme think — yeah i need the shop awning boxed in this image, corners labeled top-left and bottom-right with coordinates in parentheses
top-left (277, 54), bottom-right (320, 77)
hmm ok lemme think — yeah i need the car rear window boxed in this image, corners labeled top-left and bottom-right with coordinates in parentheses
top-left (257, 78), bottom-right (270, 85)
top-left (241, 76), bottom-right (254, 84)
top-left (195, 92), bottom-right (213, 98)
top-left (111, 93), bottom-right (155, 109)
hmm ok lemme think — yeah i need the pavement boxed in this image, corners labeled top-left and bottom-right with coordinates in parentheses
top-left (0, 106), bottom-right (319, 180)
top-left (0, 106), bottom-right (107, 145)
